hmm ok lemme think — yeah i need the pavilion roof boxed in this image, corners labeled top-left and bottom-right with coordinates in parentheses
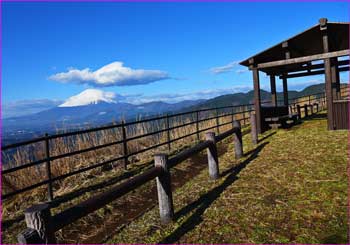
top-left (240, 21), bottom-right (349, 75)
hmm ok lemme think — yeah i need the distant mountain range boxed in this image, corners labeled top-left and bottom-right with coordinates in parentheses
top-left (2, 96), bottom-right (204, 144)
top-left (2, 83), bottom-right (333, 145)
top-left (188, 83), bottom-right (328, 110)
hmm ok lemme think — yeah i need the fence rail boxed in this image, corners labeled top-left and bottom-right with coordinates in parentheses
top-left (2, 88), bottom-right (347, 201)
top-left (17, 95), bottom-right (327, 244)
top-left (17, 121), bottom-right (244, 244)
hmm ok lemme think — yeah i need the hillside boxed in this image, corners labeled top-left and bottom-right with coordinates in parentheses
top-left (188, 83), bottom-right (328, 110)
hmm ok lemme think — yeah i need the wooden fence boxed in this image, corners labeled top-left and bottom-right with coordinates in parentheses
top-left (17, 120), bottom-right (245, 244)
top-left (2, 88), bottom-right (340, 203)
top-left (2, 104), bottom-right (257, 201)
top-left (17, 95), bottom-right (328, 244)
top-left (3, 85), bottom-right (344, 204)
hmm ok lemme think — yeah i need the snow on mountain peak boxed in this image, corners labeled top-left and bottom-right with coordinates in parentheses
top-left (59, 89), bottom-right (117, 107)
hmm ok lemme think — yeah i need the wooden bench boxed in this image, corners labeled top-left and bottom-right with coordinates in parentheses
top-left (265, 113), bottom-right (299, 129)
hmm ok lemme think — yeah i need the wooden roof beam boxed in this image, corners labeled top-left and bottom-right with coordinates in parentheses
top-left (279, 65), bottom-right (349, 79)
top-left (273, 59), bottom-right (350, 76)
top-left (256, 49), bottom-right (350, 69)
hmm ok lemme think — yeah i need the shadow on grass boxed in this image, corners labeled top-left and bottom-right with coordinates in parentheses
top-left (303, 113), bottom-right (327, 120)
top-left (50, 161), bottom-right (153, 208)
top-left (159, 142), bottom-right (268, 244)
top-left (258, 131), bottom-right (276, 144)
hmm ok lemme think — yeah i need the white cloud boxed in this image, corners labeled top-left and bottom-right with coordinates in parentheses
top-left (209, 61), bottom-right (239, 74)
top-left (49, 61), bottom-right (170, 87)
top-left (59, 89), bottom-right (117, 107)
top-left (2, 99), bottom-right (63, 118)
top-left (235, 69), bottom-right (248, 74)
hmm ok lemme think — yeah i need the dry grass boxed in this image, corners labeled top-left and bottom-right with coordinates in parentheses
top-left (1, 94), bottom-right (332, 243)
top-left (1, 109), bottom-right (249, 243)
top-left (108, 111), bottom-right (348, 244)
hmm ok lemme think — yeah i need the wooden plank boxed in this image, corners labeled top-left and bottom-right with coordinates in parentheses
top-left (280, 65), bottom-right (349, 79)
top-left (256, 49), bottom-right (350, 69)
top-left (275, 59), bottom-right (349, 76)
top-left (52, 167), bottom-right (161, 231)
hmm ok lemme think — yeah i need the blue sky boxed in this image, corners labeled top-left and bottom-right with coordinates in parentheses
top-left (2, 1), bottom-right (349, 105)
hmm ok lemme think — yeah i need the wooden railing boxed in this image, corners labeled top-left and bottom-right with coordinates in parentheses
top-left (2, 103), bottom-right (256, 201)
top-left (3, 87), bottom-right (344, 202)
top-left (17, 120), bottom-right (246, 244)
top-left (14, 88), bottom-right (336, 244)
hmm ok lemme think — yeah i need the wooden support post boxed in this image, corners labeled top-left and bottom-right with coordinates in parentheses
top-left (304, 104), bottom-right (308, 117)
top-left (231, 107), bottom-right (235, 125)
top-left (232, 120), bottom-right (243, 159)
top-left (154, 154), bottom-right (174, 224)
top-left (252, 68), bottom-right (262, 133)
top-left (121, 120), bottom-right (129, 169)
top-left (23, 203), bottom-right (56, 244)
top-left (320, 18), bottom-right (335, 130)
top-left (205, 132), bottom-right (219, 179)
top-left (18, 228), bottom-right (44, 244)
top-left (250, 112), bottom-right (258, 145)
top-left (44, 134), bottom-right (53, 202)
top-left (331, 57), bottom-right (341, 100)
top-left (296, 105), bottom-right (301, 119)
top-left (215, 108), bottom-right (220, 134)
top-left (282, 77), bottom-right (288, 106)
top-left (166, 114), bottom-right (171, 151)
top-left (270, 75), bottom-right (277, 106)
top-left (316, 103), bottom-right (319, 112)
top-left (195, 111), bottom-right (200, 141)
top-left (310, 104), bottom-right (314, 115)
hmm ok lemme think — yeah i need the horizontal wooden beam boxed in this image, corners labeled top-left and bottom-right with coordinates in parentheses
top-left (256, 49), bottom-right (350, 69)
top-left (280, 65), bottom-right (349, 79)
top-left (273, 59), bottom-right (349, 75)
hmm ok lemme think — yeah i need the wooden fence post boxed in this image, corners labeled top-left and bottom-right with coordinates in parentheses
top-left (231, 107), bottom-right (235, 125)
top-left (195, 111), bottom-right (200, 141)
top-left (121, 120), bottom-right (129, 169)
top-left (310, 104), bottom-right (314, 115)
top-left (205, 132), bottom-right (219, 179)
top-left (296, 105), bottom-right (301, 120)
top-left (232, 120), bottom-right (243, 159)
top-left (315, 103), bottom-right (319, 112)
top-left (304, 104), bottom-right (308, 117)
top-left (215, 108), bottom-right (220, 134)
top-left (22, 203), bottom-right (56, 244)
top-left (154, 154), bottom-right (174, 224)
top-left (166, 114), bottom-right (171, 151)
top-left (44, 134), bottom-right (53, 201)
top-left (250, 112), bottom-right (258, 145)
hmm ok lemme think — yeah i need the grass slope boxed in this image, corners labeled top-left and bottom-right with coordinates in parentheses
top-left (108, 112), bottom-right (348, 244)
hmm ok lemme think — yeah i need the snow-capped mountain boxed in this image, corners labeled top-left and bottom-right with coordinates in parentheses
top-left (2, 90), bottom-right (205, 143)
top-left (59, 89), bottom-right (117, 107)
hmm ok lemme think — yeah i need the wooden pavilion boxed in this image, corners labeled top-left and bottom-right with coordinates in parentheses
top-left (240, 18), bottom-right (349, 133)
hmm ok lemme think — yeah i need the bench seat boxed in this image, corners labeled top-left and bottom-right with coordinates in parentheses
top-left (264, 113), bottom-right (299, 129)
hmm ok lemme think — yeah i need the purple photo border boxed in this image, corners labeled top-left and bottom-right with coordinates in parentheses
top-left (0, 1), bottom-right (349, 245)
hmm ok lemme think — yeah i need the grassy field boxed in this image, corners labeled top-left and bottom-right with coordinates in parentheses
top-left (108, 112), bottom-right (349, 244)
